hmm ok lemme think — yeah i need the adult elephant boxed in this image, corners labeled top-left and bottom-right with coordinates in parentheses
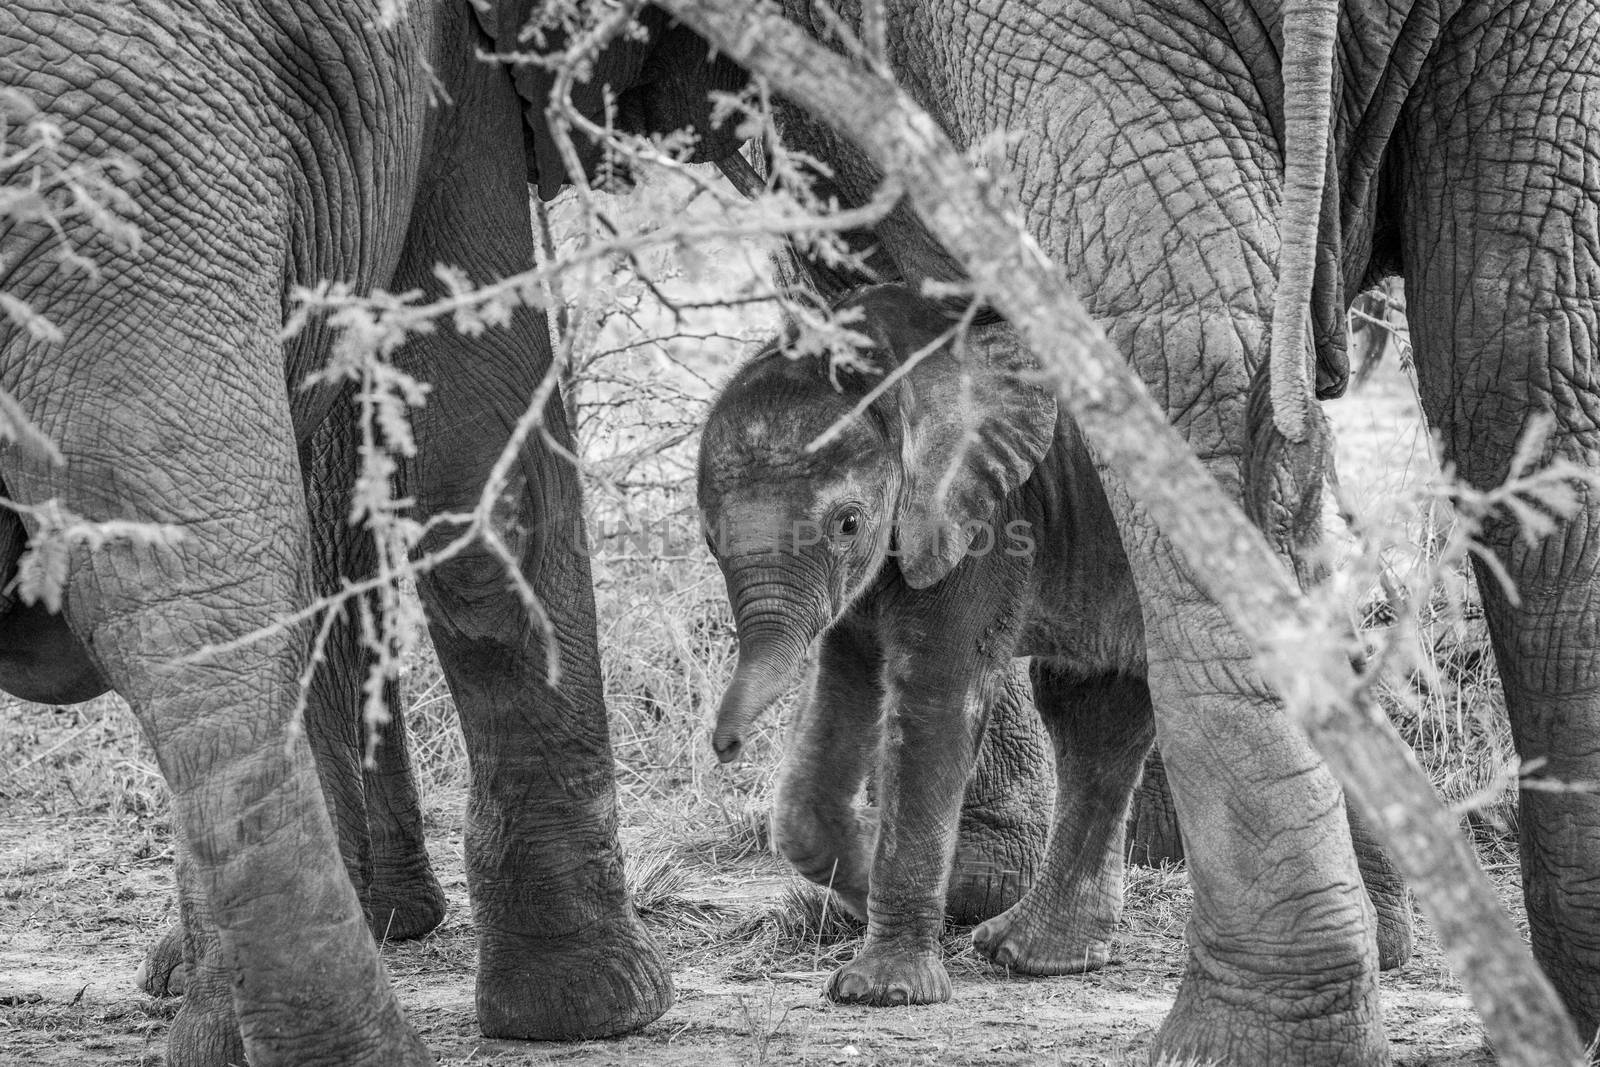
top-left (728, 0), bottom-right (1600, 1061)
top-left (0, 2), bottom-right (742, 1064)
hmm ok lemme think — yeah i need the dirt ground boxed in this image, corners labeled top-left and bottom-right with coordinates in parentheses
top-left (0, 796), bottom-right (1498, 1067)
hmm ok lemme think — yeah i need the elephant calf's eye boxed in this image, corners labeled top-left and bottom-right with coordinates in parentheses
top-left (830, 507), bottom-right (863, 542)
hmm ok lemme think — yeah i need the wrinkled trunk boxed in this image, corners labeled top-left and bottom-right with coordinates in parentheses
top-left (713, 554), bottom-right (829, 762)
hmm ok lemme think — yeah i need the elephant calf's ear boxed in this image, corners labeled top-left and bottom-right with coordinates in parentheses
top-left (850, 286), bottom-right (1056, 588)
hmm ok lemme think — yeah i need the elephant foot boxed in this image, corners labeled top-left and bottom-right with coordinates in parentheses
top-left (136, 924), bottom-right (190, 997)
top-left (774, 806), bottom-right (874, 922)
top-left (476, 912), bottom-right (673, 1040)
top-left (826, 946), bottom-right (951, 1006)
top-left (783, 851), bottom-right (870, 921)
top-left (366, 874), bottom-right (447, 942)
top-left (1154, 950), bottom-right (1388, 1066)
top-left (972, 897), bottom-right (1112, 975)
top-left (168, 995), bottom-right (429, 1067)
top-left (368, 835), bottom-right (447, 942)
top-left (166, 995), bottom-right (246, 1067)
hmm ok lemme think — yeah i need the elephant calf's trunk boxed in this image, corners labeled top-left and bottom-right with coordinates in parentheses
top-left (713, 655), bottom-right (798, 763)
top-left (712, 553), bottom-right (828, 761)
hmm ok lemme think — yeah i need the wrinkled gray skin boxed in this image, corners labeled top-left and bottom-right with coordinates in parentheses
top-left (0, 2), bottom-right (741, 1064)
top-left (134, 415), bottom-right (451, 999)
top-left (701, 285), bottom-right (1411, 1012)
top-left (799, 654), bottom-right (1058, 927)
top-left (764, 1), bottom-right (1600, 1061)
top-left (1123, 747), bottom-right (1183, 867)
top-left (945, 665), bottom-right (1056, 920)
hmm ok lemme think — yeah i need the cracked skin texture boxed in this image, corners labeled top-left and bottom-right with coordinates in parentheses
top-left (766, 0), bottom-right (1600, 1061)
top-left (0, 1), bottom-right (745, 1063)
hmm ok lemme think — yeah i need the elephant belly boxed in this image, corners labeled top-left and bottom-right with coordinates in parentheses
top-left (1015, 597), bottom-right (1145, 680)
top-left (1011, 504), bottom-right (1147, 679)
top-left (0, 598), bottom-right (110, 704)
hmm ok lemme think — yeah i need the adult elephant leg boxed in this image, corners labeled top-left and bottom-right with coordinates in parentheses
top-left (297, 411), bottom-right (377, 925)
top-left (364, 683), bottom-right (446, 941)
top-left (305, 406), bottom-right (444, 942)
top-left (138, 413), bottom-right (446, 999)
top-left (1347, 799), bottom-right (1411, 971)
top-left (395, 35), bottom-right (669, 1040)
top-left (774, 621), bottom-right (883, 920)
top-left (403, 292), bottom-right (669, 1041)
top-left (973, 666), bottom-right (1153, 974)
top-left (5, 329), bottom-right (427, 1066)
top-left (1110, 706), bottom-right (1407, 972)
top-left (1402, 6), bottom-right (1600, 1032)
top-left (1109, 484), bottom-right (1384, 1064)
top-left (982, 18), bottom-right (1380, 1048)
top-left (1125, 746), bottom-right (1184, 866)
top-left (946, 659), bottom-right (1054, 924)
top-left (131, 504), bottom-right (422, 1066)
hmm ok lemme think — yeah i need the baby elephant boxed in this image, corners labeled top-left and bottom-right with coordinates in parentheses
top-left (699, 284), bottom-right (1154, 1005)
top-left (698, 284), bottom-right (1411, 1008)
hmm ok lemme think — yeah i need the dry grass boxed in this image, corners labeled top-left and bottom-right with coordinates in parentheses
top-left (1374, 588), bottom-right (1520, 854)
top-left (0, 697), bottom-right (167, 835)
top-left (1330, 334), bottom-right (1522, 857)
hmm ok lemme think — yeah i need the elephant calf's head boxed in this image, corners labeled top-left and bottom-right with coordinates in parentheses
top-left (697, 284), bottom-right (1056, 761)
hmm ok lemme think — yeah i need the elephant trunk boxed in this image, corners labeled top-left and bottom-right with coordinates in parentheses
top-left (712, 555), bottom-right (827, 763)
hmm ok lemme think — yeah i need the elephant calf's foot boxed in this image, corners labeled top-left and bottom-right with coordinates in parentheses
top-left (778, 837), bottom-right (873, 922)
top-left (477, 912), bottom-right (673, 1040)
top-left (785, 854), bottom-right (869, 921)
top-left (972, 898), bottom-right (1112, 975)
top-left (135, 925), bottom-right (190, 997)
top-left (826, 946), bottom-right (950, 1006)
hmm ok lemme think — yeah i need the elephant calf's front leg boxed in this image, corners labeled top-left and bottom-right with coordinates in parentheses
top-left (774, 625), bottom-right (884, 920)
top-left (827, 658), bottom-right (986, 1007)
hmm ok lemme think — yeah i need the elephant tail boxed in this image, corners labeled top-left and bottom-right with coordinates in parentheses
top-left (1244, 359), bottom-right (1333, 583)
top-left (1247, 0), bottom-right (1342, 568)
top-left (1268, 0), bottom-right (1341, 445)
